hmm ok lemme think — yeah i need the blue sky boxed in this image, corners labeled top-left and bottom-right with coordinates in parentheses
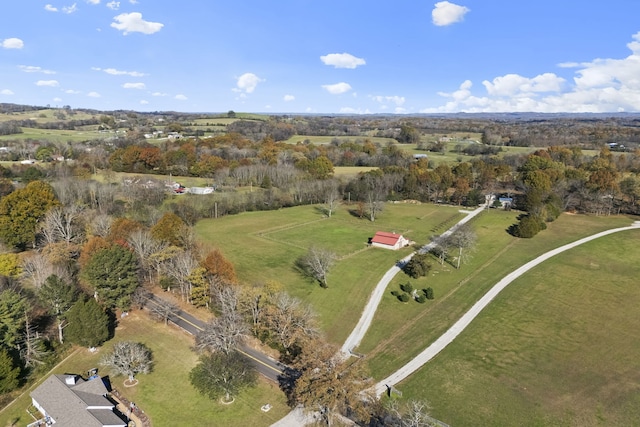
top-left (2, 1), bottom-right (640, 114)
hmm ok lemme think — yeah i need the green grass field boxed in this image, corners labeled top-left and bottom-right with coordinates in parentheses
top-left (0, 311), bottom-right (290, 427)
top-left (284, 135), bottom-right (396, 145)
top-left (393, 227), bottom-right (640, 426)
top-left (194, 202), bottom-right (464, 343)
top-left (360, 212), bottom-right (635, 378)
top-left (0, 127), bottom-right (113, 143)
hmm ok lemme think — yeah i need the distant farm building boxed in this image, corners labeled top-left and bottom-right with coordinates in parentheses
top-left (371, 231), bottom-right (410, 250)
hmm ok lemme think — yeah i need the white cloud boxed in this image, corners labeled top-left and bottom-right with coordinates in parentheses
top-left (122, 82), bottom-right (146, 89)
top-left (482, 73), bottom-right (565, 97)
top-left (140, 100), bottom-right (149, 105)
top-left (36, 80), bottom-right (60, 87)
top-left (94, 67), bottom-right (146, 77)
top-left (322, 82), bottom-right (352, 95)
top-left (19, 65), bottom-right (56, 74)
top-left (234, 73), bottom-right (264, 94)
top-left (339, 107), bottom-right (372, 114)
top-left (44, 4), bottom-right (58, 12)
top-left (371, 95), bottom-right (406, 106)
top-left (175, 94), bottom-right (187, 100)
top-left (151, 92), bottom-right (167, 97)
top-left (107, 1), bottom-right (120, 10)
top-left (426, 33), bottom-right (640, 113)
top-left (283, 94), bottom-right (295, 102)
top-left (86, 0), bottom-right (100, 4)
top-left (65, 89), bottom-right (81, 94)
top-left (111, 12), bottom-right (164, 35)
top-left (320, 53), bottom-right (366, 69)
top-left (1, 89), bottom-right (14, 96)
top-left (62, 3), bottom-right (78, 14)
top-left (129, 0), bottom-right (138, 3)
top-left (87, 91), bottom-right (101, 97)
top-left (432, 1), bottom-right (469, 26)
top-left (53, 97), bottom-right (63, 102)
top-left (2, 38), bottom-right (24, 49)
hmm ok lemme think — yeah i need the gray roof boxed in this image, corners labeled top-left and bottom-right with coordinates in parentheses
top-left (31, 375), bottom-right (127, 427)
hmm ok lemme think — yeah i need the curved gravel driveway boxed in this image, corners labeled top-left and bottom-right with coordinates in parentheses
top-left (372, 221), bottom-right (640, 395)
top-left (340, 204), bottom-right (488, 357)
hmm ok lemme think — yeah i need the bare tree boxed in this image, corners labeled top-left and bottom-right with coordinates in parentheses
top-left (88, 213), bottom-right (113, 238)
top-left (21, 253), bottom-right (66, 289)
top-left (195, 311), bottom-right (248, 355)
top-left (18, 312), bottom-right (48, 367)
top-left (322, 179), bottom-right (341, 218)
top-left (448, 223), bottom-right (477, 269)
top-left (40, 205), bottom-right (85, 245)
top-left (100, 341), bottom-right (153, 382)
top-left (392, 400), bottom-right (436, 427)
top-left (298, 246), bottom-right (337, 288)
top-left (267, 292), bottom-right (318, 354)
top-left (128, 229), bottom-right (167, 283)
top-left (162, 249), bottom-right (198, 301)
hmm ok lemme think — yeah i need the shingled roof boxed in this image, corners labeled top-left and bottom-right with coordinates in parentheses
top-left (30, 374), bottom-right (127, 427)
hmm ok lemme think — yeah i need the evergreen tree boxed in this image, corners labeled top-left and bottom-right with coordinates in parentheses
top-left (65, 298), bottom-right (110, 348)
top-left (0, 348), bottom-right (20, 393)
top-left (83, 245), bottom-right (139, 310)
top-left (38, 275), bottom-right (78, 343)
top-left (0, 289), bottom-right (27, 350)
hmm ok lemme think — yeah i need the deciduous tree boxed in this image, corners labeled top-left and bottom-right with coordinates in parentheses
top-left (189, 350), bottom-right (257, 403)
top-left (0, 180), bottom-right (59, 250)
top-left (297, 246), bottom-right (337, 288)
top-left (100, 341), bottom-right (153, 382)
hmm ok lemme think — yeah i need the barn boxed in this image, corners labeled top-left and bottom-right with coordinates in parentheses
top-left (371, 231), bottom-right (410, 250)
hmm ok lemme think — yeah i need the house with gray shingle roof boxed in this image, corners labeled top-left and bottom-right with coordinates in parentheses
top-left (30, 374), bottom-right (127, 427)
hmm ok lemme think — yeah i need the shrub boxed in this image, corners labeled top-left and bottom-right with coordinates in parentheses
top-left (400, 282), bottom-right (414, 293)
top-left (415, 294), bottom-right (426, 303)
top-left (403, 253), bottom-right (431, 278)
top-left (398, 293), bottom-right (410, 302)
top-left (424, 287), bottom-right (434, 300)
top-left (510, 214), bottom-right (546, 238)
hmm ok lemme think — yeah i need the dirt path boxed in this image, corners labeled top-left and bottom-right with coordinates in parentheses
top-left (372, 221), bottom-right (640, 395)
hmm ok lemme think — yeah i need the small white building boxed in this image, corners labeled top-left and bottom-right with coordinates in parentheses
top-left (371, 231), bottom-right (410, 250)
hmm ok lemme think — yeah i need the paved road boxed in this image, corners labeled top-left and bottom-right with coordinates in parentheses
top-left (144, 295), bottom-right (285, 382)
top-left (340, 204), bottom-right (488, 357)
top-left (372, 221), bottom-right (640, 395)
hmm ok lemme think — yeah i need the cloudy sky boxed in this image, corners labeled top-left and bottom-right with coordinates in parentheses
top-left (2, 1), bottom-right (640, 114)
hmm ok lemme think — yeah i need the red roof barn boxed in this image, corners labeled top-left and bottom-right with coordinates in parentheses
top-left (371, 231), bottom-right (410, 250)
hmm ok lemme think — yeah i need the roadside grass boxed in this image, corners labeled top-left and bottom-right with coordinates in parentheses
top-left (194, 202), bottom-right (464, 342)
top-left (359, 211), bottom-right (635, 379)
top-left (394, 228), bottom-right (640, 426)
top-left (0, 311), bottom-right (290, 427)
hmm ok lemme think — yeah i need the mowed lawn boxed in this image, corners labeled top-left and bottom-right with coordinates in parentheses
top-left (360, 212), bottom-right (635, 379)
top-left (0, 311), bottom-right (289, 427)
top-left (394, 227), bottom-right (640, 427)
top-left (194, 202), bottom-right (464, 343)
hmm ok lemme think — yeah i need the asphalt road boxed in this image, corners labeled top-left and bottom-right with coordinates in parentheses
top-left (143, 294), bottom-right (285, 383)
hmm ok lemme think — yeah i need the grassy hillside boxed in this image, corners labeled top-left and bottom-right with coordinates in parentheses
top-left (395, 227), bottom-right (640, 426)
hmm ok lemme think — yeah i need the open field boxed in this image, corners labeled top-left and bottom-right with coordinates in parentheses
top-left (360, 212), bottom-right (635, 378)
top-left (284, 135), bottom-right (396, 145)
top-left (0, 109), bottom-right (97, 124)
top-left (0, 127), bottom-right (114, 143)
top-left (194, 202), bottom-right (464, 343)
top-left (0, 310), bottom-right (290, 427)
top-left (394, 227), bottom-right (640, 426)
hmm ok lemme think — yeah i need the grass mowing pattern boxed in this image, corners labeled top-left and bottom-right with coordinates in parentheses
top-left (394, 228), bottom-right (640, 426)
top-left (194, 202), bottom-right (463, 343)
